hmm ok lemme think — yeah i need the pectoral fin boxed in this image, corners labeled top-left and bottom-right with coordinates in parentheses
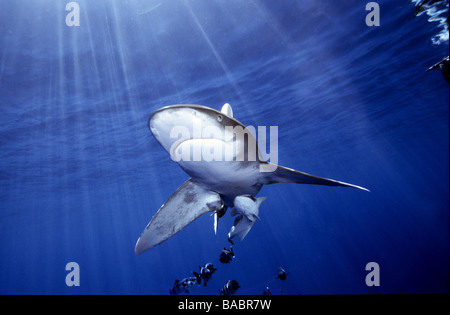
top-left (260, 163), bottom-right (369, 191)
top-left (135, 179), bottom-right (222, 254)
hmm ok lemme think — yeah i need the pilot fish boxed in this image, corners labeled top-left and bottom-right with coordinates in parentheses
top-left (219, 280), bottom-right (240, 295)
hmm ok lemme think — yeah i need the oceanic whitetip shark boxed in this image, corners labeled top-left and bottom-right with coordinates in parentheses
top-left (135, 103), bottom-right (368, 254)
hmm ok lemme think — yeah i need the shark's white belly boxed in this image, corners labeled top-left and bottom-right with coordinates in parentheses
top-left (178, 160), bottom-right (263, 205)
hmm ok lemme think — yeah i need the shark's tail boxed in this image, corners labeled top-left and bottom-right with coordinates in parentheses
top-left (260, 163), bottom-right (369, 192)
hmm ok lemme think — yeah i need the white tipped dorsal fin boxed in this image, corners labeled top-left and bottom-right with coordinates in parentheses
top-left (221, 103), bottom-right (233, 118)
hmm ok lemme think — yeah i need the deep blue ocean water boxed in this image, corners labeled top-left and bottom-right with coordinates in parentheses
top-left (0, 0), bottom-right (448, 295)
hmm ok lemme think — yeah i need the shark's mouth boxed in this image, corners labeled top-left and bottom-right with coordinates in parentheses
top-left (169, 137), bottom-right (235, 163)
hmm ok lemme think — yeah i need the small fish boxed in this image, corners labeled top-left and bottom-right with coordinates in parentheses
top-left (219, 247), bottom-right (235, 264)
top-left (169, 276), bottom-right (199, 295)
top-left (219, 280), bottom-right (240, 295)
top-left (193, 263), bottom-right (217, 287)
top-left (263, 286), bottom-right (272, 295)
top-left (276, 267), bottom-right (289, 280)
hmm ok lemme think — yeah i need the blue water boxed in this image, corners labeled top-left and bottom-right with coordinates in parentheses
top-left (0, 0), bottom-right (448, 295)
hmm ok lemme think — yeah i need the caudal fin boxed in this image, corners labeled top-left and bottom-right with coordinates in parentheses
top-left (260, 163), bottom-right (369, 192)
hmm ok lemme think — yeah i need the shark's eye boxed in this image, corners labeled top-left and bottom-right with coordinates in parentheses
top-left (217, 114), bottom-right (223, 122)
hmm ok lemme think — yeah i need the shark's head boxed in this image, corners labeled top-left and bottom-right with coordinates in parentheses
top-left (149, 104), bottom-right (240, 156)
top-left (149, 104), bottom-right (266, 200)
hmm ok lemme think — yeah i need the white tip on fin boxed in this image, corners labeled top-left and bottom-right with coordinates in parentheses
top-left (214, 212), bottom-right (218, 235)
top-left (221, 103), bottom-right (233, 118)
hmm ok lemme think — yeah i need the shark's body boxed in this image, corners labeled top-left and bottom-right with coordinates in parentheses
top-left (135, 104), bottom-right (368, 254)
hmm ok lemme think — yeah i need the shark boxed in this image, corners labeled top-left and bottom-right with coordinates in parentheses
top-left (135, 103), bottom-right (368, 254)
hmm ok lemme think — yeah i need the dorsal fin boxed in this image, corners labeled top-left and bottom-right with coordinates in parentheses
top-left (221, 103), bottom-right (233, 118)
